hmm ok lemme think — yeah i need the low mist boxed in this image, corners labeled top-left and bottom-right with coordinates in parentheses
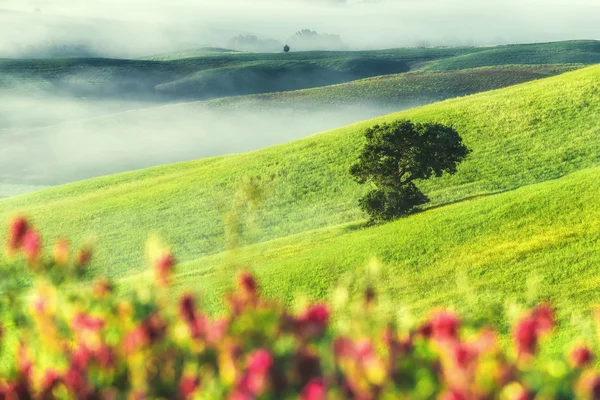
top-left (0, 94), bottom-right (393, 185)
top-left (0, 0), bottom-right (598, 58)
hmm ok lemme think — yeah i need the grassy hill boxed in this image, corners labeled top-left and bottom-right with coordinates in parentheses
top-left (0, 47), bottom-right (471, 101)
top-left (1, 41), bottom-right (598, 102)
top-left (1, 65), bottom-right (599, 285)
top-left (206, 64), bottom-right (579, 109)
top-left (424, 40), bottom-right (600, 71)
top-left (143, 165), bottom-right (600, 354)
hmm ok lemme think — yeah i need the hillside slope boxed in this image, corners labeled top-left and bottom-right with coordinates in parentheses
top-left (1, 64), bottom-right (578, 185)
top-left (1, 66), bottom-right (599, 279)
top-left (158, 165), bottom-right (600, 338)
top-left (206, 64), bottom-right (578, 109)
top-left (424, 40), bottom-right (600, 71)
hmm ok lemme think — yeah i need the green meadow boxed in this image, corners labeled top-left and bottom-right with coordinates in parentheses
top-left (2, 65), bottom-right (599, 297)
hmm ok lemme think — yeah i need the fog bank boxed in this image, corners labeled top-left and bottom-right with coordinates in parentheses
top-left (0, 0), bottom-right (598, 57)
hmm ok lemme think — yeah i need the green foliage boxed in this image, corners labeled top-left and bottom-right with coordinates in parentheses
top-left (350, 120), bottom-right (469, 221)
top-left (1, 218), bottom-right (599, 399)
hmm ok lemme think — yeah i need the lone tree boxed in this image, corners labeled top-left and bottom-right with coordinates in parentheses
top-left (350, 120), bottom-right (470, 222)
top-left (283, 44), bottom-right (290, 53)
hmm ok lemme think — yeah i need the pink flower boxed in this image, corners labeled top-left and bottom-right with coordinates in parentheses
top-left (301, 378), bottom-right (326, 400)
top-left (570, 345), bottom-right (594, 368)
top-left (334, 337), bottom-right (355, 359)
top-left (236, 349), bottom-right (273, 397)
top-left (430, 310), bottom-right (460, 342)
top-left (71, 312), bottom-right (105, 333)
top-left (155, 252), bottom-right (175, 287)
top-left (247, 349), bottom-right (273, 375)
top-left (7, 216), bottom-right (29, 253)
top-left (122, 326), bottom-right (149, 355)
top-left (21, 230), bottom-right (41, 261)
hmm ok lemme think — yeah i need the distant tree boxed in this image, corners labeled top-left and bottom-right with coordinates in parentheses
top-left (283, 44), bottom-right (290, 53)
top-left (350, 120), bottom-right (470, 222)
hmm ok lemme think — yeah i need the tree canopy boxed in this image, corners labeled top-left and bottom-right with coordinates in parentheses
top-left (350, 120), bottom-right (470, 221)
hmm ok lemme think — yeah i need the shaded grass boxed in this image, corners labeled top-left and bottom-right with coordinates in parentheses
top-left (424, 40), bottom-right (600, 71)
top-left (206, 64), bottom-right (580, 109)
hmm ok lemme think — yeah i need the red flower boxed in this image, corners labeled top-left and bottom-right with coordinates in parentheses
top-left (453, 342), bottom-right (478, 370)
top-left (514, 388), bottom-right (534, 400)
top-left (514, 317), bottom-right (538, 356)
top-left (93, 279), bottom-right (113, 298)
top-left (8, 216), bottom-right (29, 253)
top-left (179, 376), bottom-right (200, 399)
top-left (513, 304), bottom-right (555, 357)
top-left (76, 248), bottom-right (92, 267)
top-left (570, 345), bottom-right (594, 368)
top-left (430, 310), bottom-right (460, 342)
top-left (155, 252), bottom-right (175, 287)
top-left (296, 304), bottom-right (330, 337)
top-left (532, 304), bottom-right (554, 334)
top-left (21, 230), bottom-right (41, 261)
top-left (64, 365), bottom-right (89, 397)
top-left (179, 295), bottom-right (197, 324)
top-left (301, 378), bottom-right (326, 400)
top-left (417, 321), bottom-right (433, 339)
top-left (95, 345), bottom-right (116, 369)
top-left (41, 369), bottom-right (61, 393)
top-left (440, 390), bottom-right (468, 400)
top-left (238, 272), bottom-right (257, 297)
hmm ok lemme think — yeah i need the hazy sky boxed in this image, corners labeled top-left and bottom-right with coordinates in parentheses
top-left (0, 0), bottom-right (598, 56)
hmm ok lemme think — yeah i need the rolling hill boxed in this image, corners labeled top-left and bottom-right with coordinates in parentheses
top-left (0, 47), bottom-right (470, 101)
top-left (205, 64), bottom-right (579, 109)
top-left (2, 40), bottom-right (599, 103)
top-left (1, 65), bottom-right (599, 287)
top-left (423, 40), bottom-right (600, 71)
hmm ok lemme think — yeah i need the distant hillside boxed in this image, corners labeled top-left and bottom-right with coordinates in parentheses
top-left (2, 41), bottom-right (598, 102)
top-left (424, 40), bottom-right (600, 71)
top-left (206, 64), bottom-right (579, 109)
